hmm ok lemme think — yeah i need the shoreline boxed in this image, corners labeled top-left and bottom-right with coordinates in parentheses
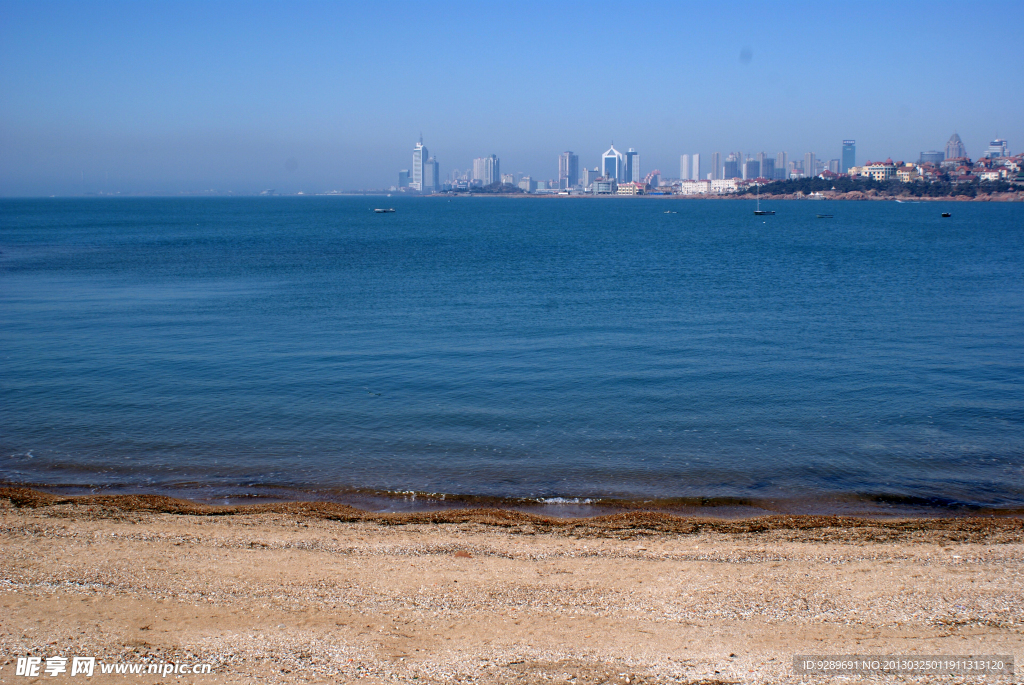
top-left (2, 487), bottom-right (1022, 684)
top-left (7, 484), bottom-right (1024, 520)
top-left (440, 191), bottom-right (1024, 201)
top-left (3, 487), bottom-right (1023, 530)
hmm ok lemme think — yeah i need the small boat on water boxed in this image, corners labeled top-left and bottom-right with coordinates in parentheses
top-left (816, 214), bottom-right (833, 219)
top-left (373, 208), bottom-right (396, 213)
top-left (753, 185), bottom-right (774, 215)
top-left (941, 212), bottom-right (951, 217)
top-left (664, 210), bottom-right (677, 214)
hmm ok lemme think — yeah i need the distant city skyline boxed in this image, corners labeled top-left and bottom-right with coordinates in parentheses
top-left (397, 131), bottom-right (1014, 195)
top-left (1, 2), bottom-right (1021, 195)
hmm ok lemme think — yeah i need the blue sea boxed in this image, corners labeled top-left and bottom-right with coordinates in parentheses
top-left (2, 197), bottom-right (1022, 515)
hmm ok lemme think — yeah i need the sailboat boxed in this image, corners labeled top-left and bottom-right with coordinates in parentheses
top-left (753, 184), bottom-right (774, 215)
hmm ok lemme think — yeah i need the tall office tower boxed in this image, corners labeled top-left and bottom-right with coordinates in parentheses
top-left (742, 158), bottom-right (760, 180)
top-left (841, 140), bottom-right (855, 173)
top-left (421, 156), bottom-right (439, 193)
top-left (986, 139), bottom-right (1009, 158)
top-left (624, 148), bottom-right (640, 182)
top-left (804, 152), bottom-right (816, 178)
top-left (945, 133), bottom-right (967, 160)
top-left (776, 152), bottom-right (788, 180)
top-left (398, 170), bottom-right (410, 188)
top-left (583, 167), bottom-right (600, 187)
top-left (756, 152), bottom-right (770, 180)
top-left (827, 159), bottom-right (840, 174)
top-left (711, 152), bottom-right (722, 180)
top-left (558, 151), bottom-right (580, 189)
top-left (602, 144), bottom-right (624, 181)
top-left (723, 153), bottom-right (740, 179)
top-left (412, 139), bottom-right (426, 191)
top-left (680, 154), bottom-right (691, 180)
top-left (473, 155), bottom-right (500, 186)
top-left (691, 154), bottom-right (701, 182)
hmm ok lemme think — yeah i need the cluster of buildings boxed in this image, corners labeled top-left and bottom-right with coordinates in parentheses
top-left (394, 134), bottom-right (1019, 195)
top-left (844, 134), bottom-right (1018, 185)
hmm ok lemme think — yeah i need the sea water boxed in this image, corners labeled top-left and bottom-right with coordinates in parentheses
top-left (2, 197), bottom-right (1022, 513)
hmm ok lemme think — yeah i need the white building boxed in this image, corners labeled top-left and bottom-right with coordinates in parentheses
top-left (710, 179), bottom-right (739, 194)
top-left (678, 180), bottom-right (711, 195)
top-left (680, 154), bottom-right (691, 181)
top-left (411, 139), bottom-right (426, 191)
top-left (602, 145), bottom-right (625, 182)
top-left (472, 155), bottom-right (500, 186)
top-left (986, 139), bottom-right (1009, 158)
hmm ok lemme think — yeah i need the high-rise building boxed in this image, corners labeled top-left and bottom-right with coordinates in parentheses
top-left (680, 154), bottom-right (691, 181)
top-left (624, 148), bottom-right (640, 182)
top-left (804, 152), bottom-right (817, 178)
top-left (691, 154), bottom-right (700, 182)
top-left (841, 140), bottom-right (855, 173)
top-left (723, 154), bottom-right (740, 179)
top-left (602, 144), bottom-right (625, 181)
top-left (583, 167), bottom-right (600, 187)
top-left (558, 151), bottom-right (579, 189)
top-left (742, 158), bottom-right (759, 180)
top-left (827, 159), bottom-right (840, 174)
top-left (398, 170), bottom-right (410, 188)
top-left (758, 155), bottom-right (774, 180)
top-left (986, 139), bottom-right (1009, 158)
top-left (711, 152), bottom-right (722, 180)
top-left (473, 155), bottom-right (500, 186)
top-left (423, 156), bottom-right (439, 192)
top-left (776, 152), bottom-right (788, 180)
top-left (412, 139), bottom-right (427, 191)
top-left (945, 133), bottom-right (967, 160)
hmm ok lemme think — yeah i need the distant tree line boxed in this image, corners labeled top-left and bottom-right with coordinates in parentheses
top-left (739, 177), bottom-right (1018, 198)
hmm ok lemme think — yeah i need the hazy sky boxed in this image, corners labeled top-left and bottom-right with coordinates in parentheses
top-left (2, 1), bottom-right (1022, 195)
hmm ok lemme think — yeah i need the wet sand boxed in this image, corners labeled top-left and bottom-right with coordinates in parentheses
top-left (1, 488), bottom-right (1021, 684)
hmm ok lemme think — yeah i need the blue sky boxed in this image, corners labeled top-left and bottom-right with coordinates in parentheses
top-left (1, 1), bottom-right (1022, 195)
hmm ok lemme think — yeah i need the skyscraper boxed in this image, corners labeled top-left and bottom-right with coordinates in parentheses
top-left (473, 155), bottom-right (500, 186)
top-left (756, 152), bottom-right (770, 180)
top-left (398, 170), bottom-right (410, 188)
top-left (558, 151), bottom-right (579, 189)
top-left (422, 156), bottom-right (439, 192)
top-left (723, 154), bottom-right (740, 179)
top-left (776, 152), bottom-right (788, 180)
top-left (625, 148), bottom-right (640, 182)
top-left (804, 152), bottom-right (816, 178)
top-left (742, 158), bottom-right (759, 180)
top-left (691, 154), bottom-right (701, 181)
top-left (945, 133), bottom-right (967, 160)
top-left (680, 154), bottom-right (691, 181)
top-left (986, 139), bottom-right (1009, 158)
top-left (412, 139), bottom-right (426, 191)
top-left (602, 145), bottom-right (624, 181)
top-left (841, 140), bottom-right (855, 173)
top-left (711, 152), bottom-right (722, 180)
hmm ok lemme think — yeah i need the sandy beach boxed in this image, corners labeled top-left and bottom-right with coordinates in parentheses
top-left (1, 488), bottom-right (1021, 684)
